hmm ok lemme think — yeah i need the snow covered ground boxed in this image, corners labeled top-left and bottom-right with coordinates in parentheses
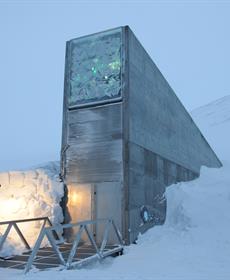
top-left (1, 96), bottom-right (230, 280)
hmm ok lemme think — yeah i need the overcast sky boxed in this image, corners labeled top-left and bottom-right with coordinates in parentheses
top-left (0, 0), bottom-right (229, 171)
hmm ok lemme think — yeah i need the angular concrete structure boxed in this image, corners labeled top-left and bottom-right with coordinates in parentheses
top-left (61, 26), bottom-right (222, 244)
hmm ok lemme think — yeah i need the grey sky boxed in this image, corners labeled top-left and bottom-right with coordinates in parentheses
top-left (0, 0), bottom-right (229, 171)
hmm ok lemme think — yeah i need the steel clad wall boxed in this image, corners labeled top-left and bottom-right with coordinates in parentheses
top-left (66, 104), bottom-right (123, 184)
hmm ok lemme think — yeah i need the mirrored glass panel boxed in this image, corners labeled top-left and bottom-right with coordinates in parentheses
top-left (69, 29), bottom-right (122, 107)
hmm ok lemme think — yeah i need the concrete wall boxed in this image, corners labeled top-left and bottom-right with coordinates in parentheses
top-left (127, 28), bottom-right (222, 174)
top-left (125, 27), bottom-right (222, 243)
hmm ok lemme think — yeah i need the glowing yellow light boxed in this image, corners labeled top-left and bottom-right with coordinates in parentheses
top-left (66, 185), bottom-right (91, 227)
top-left (69, 190), bottom-right (82, 205)
top-left (1, 197), bottom-right (22, 216)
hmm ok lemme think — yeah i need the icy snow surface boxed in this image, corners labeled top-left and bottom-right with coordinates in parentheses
top-left (1, 96), bottom-right (230, 279)
top-left (0, 162), bottom-right (64, 257)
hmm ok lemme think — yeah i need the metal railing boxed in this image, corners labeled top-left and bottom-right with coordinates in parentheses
top-left (24, 218), bottom-right (124, 273)
top-left (0, 217), bottom-right (62, 252)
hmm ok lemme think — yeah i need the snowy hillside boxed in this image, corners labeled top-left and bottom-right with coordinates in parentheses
top-left (191, 95), bottom-right (230, 161)
top-left (1, 96), bottom-right (230, 280)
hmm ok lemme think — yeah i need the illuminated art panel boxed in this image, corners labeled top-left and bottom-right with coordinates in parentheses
top-left (68, 29), bottom-right (122, 107)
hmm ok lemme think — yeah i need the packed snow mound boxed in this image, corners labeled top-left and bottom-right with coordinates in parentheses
top-left (191, 95), bottom-right (230, 161)
top-left (0, 162), bottom-right (64, 257)
top-left (126, 163), bottom-right (230, 279)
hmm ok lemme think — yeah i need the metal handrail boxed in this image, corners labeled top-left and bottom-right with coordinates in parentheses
top-left (0, 217), bottom-right (52, 226)
top-left (47, 218), bottom-right (114, 230)
top-left (24, 218), bottom-right (124, 273)
top-left (0, 217), bottom-right (62, 252)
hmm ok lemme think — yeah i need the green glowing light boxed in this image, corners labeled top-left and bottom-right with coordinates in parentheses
top-left (91, 67), bottom-right (97, 74)
top-left (108, 60), bottom-right (120, 70)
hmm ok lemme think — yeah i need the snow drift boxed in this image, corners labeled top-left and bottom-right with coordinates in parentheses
top-left (123, 163), bottom-right (230, 280)
top-left (0, 162), bottom-right (64, 257)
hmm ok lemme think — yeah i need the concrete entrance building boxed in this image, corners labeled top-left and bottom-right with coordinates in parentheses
top-left (60, 26), bottom-right (222, 244)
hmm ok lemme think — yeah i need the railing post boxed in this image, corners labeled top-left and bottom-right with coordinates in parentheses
top-left (66, 225), bottom-right (84, 268)
top-left (24, 227), bottom-right (46, 273)
top-left (84, 225), bottom-right (101, 257)
top-left (13, 223), bottom-right (31, 250)
top-left (46, 229), bottom-right (66, 266)
top-left (111, 220), bottom-right (124, 245)
top-left (0, 223), bottom-right (12, 251)
top-left (99, 219), bottom-right (112, 256)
